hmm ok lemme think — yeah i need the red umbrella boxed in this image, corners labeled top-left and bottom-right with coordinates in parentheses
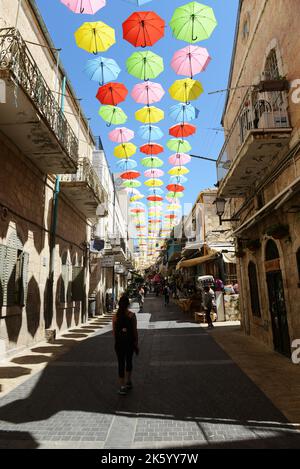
top-left (165, 214), bottom-right (177, 219)
top-left (169, 123), bottom-right (197, 138)
top-left (96, 82), bottom-right (128, 106)
top-left (131, 208), bottom-right (145, 213)
top-left (166, 184), bottom-right (185, 192)
top-left (140, 143), bottom-right (164, 155)
top-left (149, 219), bottom-right (161, 223)
top-left (123, 11), bottom-right (165, 48)
top-left (120, 170), bottom-right (141, 180)
top-left (147, 195), bottom-right (163, 202)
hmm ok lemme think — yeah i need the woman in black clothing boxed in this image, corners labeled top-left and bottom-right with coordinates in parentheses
top-left (112, 295), bottom-right (139, 395)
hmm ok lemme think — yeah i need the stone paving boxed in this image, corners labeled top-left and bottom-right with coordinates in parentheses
top-left (0, 295), bottom-right (300, 449)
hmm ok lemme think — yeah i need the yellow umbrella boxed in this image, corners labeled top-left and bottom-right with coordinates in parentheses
top-left (135, 106), bottom-right (164, 124)
top-left (130, 195), bottom-right (144, 202)
top-left (74, 21), bottom-right (116, 54)
top-left (167, 204), bottom-right (181, 211)
top-left (169, 78), bottom-right (203, 103)
top-left (144, 178), bottom-right (164, 187)
top-left (114, 143), bottom-right (137, 158)
top-left (168, 166), bottom-right (190, 176)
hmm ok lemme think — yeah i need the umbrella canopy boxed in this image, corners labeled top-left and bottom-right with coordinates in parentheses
top-left (135, 106), bottom-right (164, 123)
top-left (120, 170), bottom-right (141, 180)
top-left (144, 168), bottom-right (164, 178)
top-left (140, 143), bottom-right (164, 155)
top-left (148, 201), bottom-right (163, 206)
top-left (147, 195), bottom-right (163, 202)
top-left (123, 11), bottom-right (165, 48)
top-left (114, 143), bottom-right (137, 158)
top-left (141, 157), bottom-right (163, 168)
top-left (169, 123), bottom-right (197, 138)
top-left (131, 208), bottom-right (145, 213)
top-left (166, 184), bottom-right (185, 192)
top-left (145, 178), bottom-right (164, 187)
top-left (74, 21), bottom-right (115, 54)
top-left (167, 204), bottom-right (181, 211)
top-left (148, 218), bottom-right (162, 223)
top-left (167, 191), bottom-right (184, 199)
top-left (126, 0), bottom-right (153, 5)
top-left (167, 139), bottom-right (192, 153)
top-left (116, 159), bottom-right (137, 171)
top-left (165, 214), bottom-right (177, 219)
top-left (169, 78), bottom-right (203, 103)
top-left (61, 0), bottom-right (106, 14)
top-left (169, 103), bottom-right (197, 123)
top-left (123, 180), bottom-right (141, 188)
top-left (99, 105), bottom-right (127, 126)
top-left (131, 82), bottom-right (165, 105)
top-left (168, 166), bottom-right (190, 176)
top-left (138, 125), bottom-right (164, 141)
top-left (168, 153), bottom-right (192, 165)
top-left (171, 45), bottom-right (211, 78)
top-left (96, 82), bottom-right (128, 105)
top-left (109, 127), bottom-right (134, 143)
top-left (170, 175), bottom-right (188, 184)
top-left (84, 56), bottom-right (120, 85)
top-left (126, 51), bottom-right (164, 80)
top-left (125, 187), bottom-right (141, 195)
top-left (148, 187), bottom-right (164, 194)
top-left (130, 194), bottom-right (144, 202)
top-left (170, 2), bottom-right (217, 43)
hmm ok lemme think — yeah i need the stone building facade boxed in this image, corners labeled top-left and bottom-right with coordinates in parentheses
top-left (217, 0), bottom-right (300, 357)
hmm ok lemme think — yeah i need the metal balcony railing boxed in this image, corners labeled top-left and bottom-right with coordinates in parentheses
top-left (0, 27), bottom-right (78, 165)
top-left (61, 158), bottom-right (107, 203)
top-left (217, 88), bottom-right (291, 183)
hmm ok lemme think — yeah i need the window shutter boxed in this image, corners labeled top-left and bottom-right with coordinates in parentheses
top-left (72, 267), bottom-right (84, 301)
top-left (20, 252), bottom-right (29, 306)
top-left (0, 244), bottom-right (6, 307)
top-left (60, 264), bottom-right (68, 303)
top-left (3, 246), bottom-right (17, 307)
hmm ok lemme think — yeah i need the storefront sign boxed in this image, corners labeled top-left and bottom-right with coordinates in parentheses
top-left (101, 255), bottom-right (115, 268)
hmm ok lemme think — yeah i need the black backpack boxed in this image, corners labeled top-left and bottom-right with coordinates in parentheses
top-left (115, 314), bottom-right (134, 346)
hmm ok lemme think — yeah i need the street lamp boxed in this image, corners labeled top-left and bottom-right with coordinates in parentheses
top-left (214, 198), bottom-right (240, 226)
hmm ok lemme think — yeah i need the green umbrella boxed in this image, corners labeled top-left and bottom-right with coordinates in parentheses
top-left (170, 2), bottom-right (217, 43)
top-left (126, 51), bottom-right (164, 81)
top-left (167, 191), bottom-right (184, 199)
top-left (123, 180), bottom-right (142, 188)
top-left (141, 157), bottom-right (164, 168)
top-left (166, 138), bottom-right (192, 153)
top-left (99, 105), bottom-right (127, 127)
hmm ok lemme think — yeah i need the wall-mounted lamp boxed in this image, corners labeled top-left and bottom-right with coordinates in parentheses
top-left (214, 198), bottom-right (240, 226)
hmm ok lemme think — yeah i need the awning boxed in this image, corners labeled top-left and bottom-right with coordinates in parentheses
top-left (176, 253), bottom-right (219, 270)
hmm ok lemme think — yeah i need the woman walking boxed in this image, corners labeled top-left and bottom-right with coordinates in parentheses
top-left (112, 295), bottom-right (139, 395)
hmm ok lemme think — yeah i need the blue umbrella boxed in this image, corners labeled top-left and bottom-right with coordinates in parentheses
top-left (170, 175), bottom-right (188, 184)
top-left (116, 159), bottom-right (137, 171)
top-left (125, 0), bottom-right (153, 5)
top-left (169, 103), bottom-right (196, 123)
top-left (84, 57), bottom-right (121, 85)
top-left (138, 125), bottom-right (164, 141)
top-left (148, 188), bottom-right (164, 195)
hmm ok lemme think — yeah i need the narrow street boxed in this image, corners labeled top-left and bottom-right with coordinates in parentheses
top-left (0, 295), bottom-right (299, 449)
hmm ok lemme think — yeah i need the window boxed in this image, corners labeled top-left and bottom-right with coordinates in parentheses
top-left (242, 14), bottom-right (250, 42)
top-left (0, 244), bottom-right (29, 307)
top-left (72, 255), bottom-right (84, 302)
top-left (266, 239), bottom-right (280, 261)
top-left (264, 49), bottom-right (280, 80)
top-left (60, 253), bottom-right (72, 303)
top-left (297, 248), bottom-right (300, 281)
top-left (248, 261), bottom-right (261, 317)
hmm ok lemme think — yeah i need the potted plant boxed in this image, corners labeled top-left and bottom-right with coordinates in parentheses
top-left (245, 239), bottom-right (261, 252)
top-left (266, 224), bottom-right (290, 239)
top-left (258, 76), bottom-right (289, 92)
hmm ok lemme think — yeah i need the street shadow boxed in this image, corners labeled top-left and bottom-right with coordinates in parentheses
top-left (11, 355), bottom-right (51, 365)
top-left (0, 366), bottom-right (31, 379)
top-left (0, 431), bottom-right (39, 449)
top-left (26, 276), bottom-right (41, 338)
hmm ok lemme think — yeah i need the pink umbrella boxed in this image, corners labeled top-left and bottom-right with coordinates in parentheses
top-left (109, 127), bottom-right (134, 143)
top-left (61, 0), bottom-right (106, 14)
top-left (131, 82), bottom-right (165, 105)
top-left (144, 169), bottom-right (164, 178)
top-left (168, 153), bottom-right (191, 166)
top-left (171, 45), bottom-right (211, 79)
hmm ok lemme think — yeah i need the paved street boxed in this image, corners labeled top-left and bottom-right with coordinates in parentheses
top-left (0, 294), bottom-right (300, 449)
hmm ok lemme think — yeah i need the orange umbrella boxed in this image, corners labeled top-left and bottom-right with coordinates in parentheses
top-left (120, 170), bottom-right (141, 180)
top-left (96, 82), bottom-right (128, 105)
top-left (140, 143), bottom-right (164, 155)
top-left (123, 11), bottom-right (165, 48)
top-left (169, 123), bottom-right (197, 138)
top-left (166, 184), bottom-right (185, 192)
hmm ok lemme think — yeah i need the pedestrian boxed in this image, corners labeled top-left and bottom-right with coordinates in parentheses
top-left (112, 295), bottom-right (139, 396)
top-left (137, 285), bottom-right (144, 311)
top-left (163, 284), bottom-right (170, 306)
top-left (203, 286), bottom-right (214, 329)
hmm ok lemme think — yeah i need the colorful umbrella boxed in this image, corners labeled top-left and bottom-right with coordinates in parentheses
top-left (170, 175), bottom-right (188, 184)
top-left (131, 208), bottom-right (145, 213)
top-left (96, 82), bottom-right (128, 105)
top-left (148, 187), bottom-right (164, 194)
top-left (171, 45), bottom-right (211, 78)
top-left (169, 103), bottom-right (197, 123)
top-left (61, 0), bottom-right (106, 14)
top-left (131, 82), bottom-right (165, 105)
top-left (168, 166), bottom-right (190, 176)
top-left (74, 21), bottom-right (115, 54)
top-left (167, 139), bottom-right (192, 153)
top-left (168, 153), bottom-right (192, 165)
top-left (126, 0), bottom-right (153, 6)
top-left (169, 123), bottom-right (197, 138)
top-left (144, 178), bottom-right (164, 187)
top-left (166, 191), bottom-right (184, 199)
top-left (84, 57), bottom-right (120, 85)
top-left (123, 180), bottom-right (141, 188)
top-left (166, 184), bottom-right (185, 192)
top-left (120, 170), bottom-right (141, 180)
top-left (141, 157), bottom-right (164, 168)
top-left (147, 196), bottom-right (163, 202)
top-left (167, 204), bottom-right (181, 211)
top-left (144, 168), bottom-right (164, 178)
top-left (138, 125), bottom-right (164, 141)
top-left (123, 11), bottom-right (165, 48)
top-left (130, 194), bottom-right (144, 202)
top-left (165, 214), bottom-right (177, 219)
top-left (114, 143), bottom-right (137, 158)
top-left (135, 106), bottom-right (164, 123)
top-left (125, 187), bottom-right (141, 195)
top-left (126, 51), bottom-right (164, 80)
top-left (140, 143), bottom-right (164, 155)
top-left (99, 105), bottom-right (127, 126)
top-left (148, 218), bottom-right (162, 223)
top-left (169, 78), bottom-right (203, 103)
top-left (170, 2), bottom-right (217, 43)
top-left (116, 159), bottom-right (137, 171)
top-left (109, 127), bottom-right (134, 143)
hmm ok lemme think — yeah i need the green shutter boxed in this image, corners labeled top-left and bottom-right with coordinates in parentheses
top-left (60, 264), bottom-right (68, 303)
top-left (0, 244), bottom-right (6, 307)
top-left (3, 246), bottom-right (17, 307)
top-left (20, 252), bottom-right (29, 306)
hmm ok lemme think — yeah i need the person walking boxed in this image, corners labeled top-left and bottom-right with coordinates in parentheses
top-left (137, 285), bottom-right (144, 311)
top-left (112, 295), bottom-right (139, 395)
top-left (163, 284), bottom-right (170, 307)
top-left (203, 286), bottom-right (214, 329)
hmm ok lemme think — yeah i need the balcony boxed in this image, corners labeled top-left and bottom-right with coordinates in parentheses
top-left (217, 88), bottom-right (292, 198)
top-left (0, 28), bottom-right (78, 173)
top-left (60, 158), bottom-right (107, 218)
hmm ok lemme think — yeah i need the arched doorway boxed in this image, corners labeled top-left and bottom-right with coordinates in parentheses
top-left (265, 240), bottom-right (290, 357)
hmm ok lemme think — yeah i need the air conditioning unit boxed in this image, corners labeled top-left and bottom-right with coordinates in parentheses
top-left (258, 111), bottom-right (289, 129)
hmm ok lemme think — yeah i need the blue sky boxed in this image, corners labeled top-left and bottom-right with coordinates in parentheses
top-left (36, 0), bottom-right (238, 207)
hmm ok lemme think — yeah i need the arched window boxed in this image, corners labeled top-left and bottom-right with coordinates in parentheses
top-left (266, 239), bottom-right (280, 261)
top-left (248, 261), bottom-right (261, 318)
top-left (264, 48), bottom-right (280, 80)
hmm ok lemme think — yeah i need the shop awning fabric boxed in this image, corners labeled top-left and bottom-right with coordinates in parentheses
top-left (176, 252), bottom-right (218, 270)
